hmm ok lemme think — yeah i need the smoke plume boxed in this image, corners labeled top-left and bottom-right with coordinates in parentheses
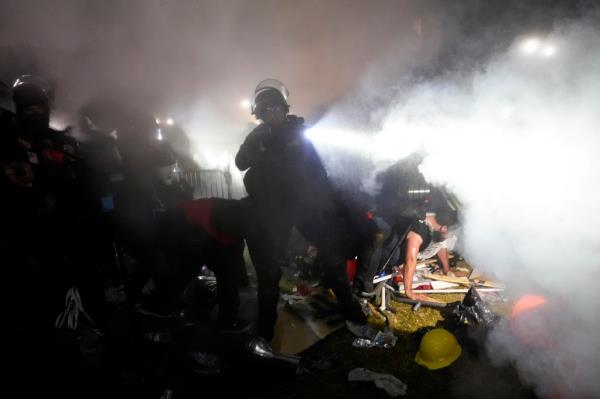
top-left (311, 12), bottom-right (600, 398)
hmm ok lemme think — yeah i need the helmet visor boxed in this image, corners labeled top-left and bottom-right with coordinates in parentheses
top-left (251, 79), bottom-right (289, 115)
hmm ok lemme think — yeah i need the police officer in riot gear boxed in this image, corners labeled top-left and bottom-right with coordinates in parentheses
top-left (1, 75), bottom-right (92, 365)
top-left (1, 75), bottom-right (83, 235)
top-left (236, 79), bottom-right (367, 341)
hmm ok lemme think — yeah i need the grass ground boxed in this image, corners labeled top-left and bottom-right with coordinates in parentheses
top-left (258, 261), bottom-right (537, 399)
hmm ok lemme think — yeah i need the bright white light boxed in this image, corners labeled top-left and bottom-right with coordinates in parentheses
top-left (166, 118), bottom-right (174, 126)
top-left (521, 38), bottom-right (540, 54)
top-left (193, 153), bottom-right (200, 162)
top-left (307, 124), bottom-right (428, 161)
top-left (155, 118), bottom-right (161, 124)
top-left (542, 45), bottom-right (556, 57)
top-left (157, 128), bottom-right (163, 141)
top-left (304, 127), bottom-right (317, 140)
top-left (240, 99), bottom-right (251, 109)
top-left (305, 126), bottom-right (368, 152)
top-left (502, 107), bottom-right (513, 119)
top-left (202, 150), bottom-right (231, 170)
top-left (407, 189), bottom-right (431, 194)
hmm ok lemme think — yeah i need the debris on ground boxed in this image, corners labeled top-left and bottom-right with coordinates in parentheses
top-left (373, 329), bottom-right (398, 348)
top-left (346, 320), bottom-right (378, 340)
top-left (451, 287), bottom-right (499, 326)
top-left (351, 327), bottom-right (397, 349)
top-left (348, 368), bottom-right (408, 397)
top-left (386, 293), bottom-right (464, 334)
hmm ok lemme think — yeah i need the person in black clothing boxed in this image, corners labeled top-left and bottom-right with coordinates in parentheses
top-left (354, 155), bottom-right (459, 301)
top-left (156, 197), bottom-right (248, 329)
top-left (236, 79), bottom-right (367, 341)
top-left (1, 76), bottom-right (98, 396)
top-left (1, 75), bottom-right (88, 320)
top-left (353, 216), bottom-right (430, 293)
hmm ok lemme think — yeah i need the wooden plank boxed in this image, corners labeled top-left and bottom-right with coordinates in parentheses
top-left (421, 272), bottom-right (505, 289)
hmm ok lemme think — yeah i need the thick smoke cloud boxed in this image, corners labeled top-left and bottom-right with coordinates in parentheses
top-left (0, 0), bottom-right (445, 173)
top-left (3, 1), bottom-right (598, 394)
top-left (312, 13), bottom-right (600, 398)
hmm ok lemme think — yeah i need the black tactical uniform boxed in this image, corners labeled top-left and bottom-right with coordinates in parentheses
top-left (1, 79), bottom-right (88, 337)
top-left (236, 80), bottom-right (366, 340)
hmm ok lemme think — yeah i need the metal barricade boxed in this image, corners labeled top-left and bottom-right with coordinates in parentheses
top-left (180, 168), bottom-right (232, 199)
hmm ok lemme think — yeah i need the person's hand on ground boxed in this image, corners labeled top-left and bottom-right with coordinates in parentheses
top-left (406, 292), bottom-right (439, 303)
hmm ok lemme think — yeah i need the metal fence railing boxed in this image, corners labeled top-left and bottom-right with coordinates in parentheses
top-left (180, 169), bottom-right (232, 199)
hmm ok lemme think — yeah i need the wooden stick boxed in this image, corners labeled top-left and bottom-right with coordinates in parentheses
top-left (402, 288), bottom-right (504, 294)
top-left (421, 272), bottom-right (505, 289)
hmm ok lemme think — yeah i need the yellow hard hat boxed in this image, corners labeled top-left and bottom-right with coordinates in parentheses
top-left (415, 328), bottom-right (462, 370)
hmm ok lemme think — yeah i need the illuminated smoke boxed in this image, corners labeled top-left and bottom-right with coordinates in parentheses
top-left (311, 19), bottom-right (600, 397)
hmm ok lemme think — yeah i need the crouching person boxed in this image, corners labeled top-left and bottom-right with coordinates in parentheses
top-left (154, 197), bottom-right (248, 330)
top-left (354, 213), bottom-right (457, 302)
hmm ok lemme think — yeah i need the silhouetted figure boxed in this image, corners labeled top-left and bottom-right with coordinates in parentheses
top-left (236, 79), bottom-right (367, 341)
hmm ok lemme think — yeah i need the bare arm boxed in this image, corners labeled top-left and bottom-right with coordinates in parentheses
top-left (425, 213), bottom-right (447, 234)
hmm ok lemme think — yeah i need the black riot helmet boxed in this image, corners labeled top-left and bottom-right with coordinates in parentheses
top-left (12, 75), bottom-right (51, 111)
top-left (251, 79), bottom-right (290, 119)
top-left (12, 75), bottom-right (52, 133)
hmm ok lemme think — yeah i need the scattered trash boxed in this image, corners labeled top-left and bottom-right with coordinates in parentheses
top-left (351, 327), bottom-right (397, 349)
top-left (282, 294), bottom-right (307, 305)
top-left (348, 368), bottom-right (407, 397)
top-left (390, 294), bottom-right (453, 309)
top-left (346, 320), bottom-right (378, 340)
top-left (373, 328), bottom-right (398, 348)
top-left (450, 287), bottom-right (498, 326)
top-left (412, 302), bottom-right (422, 312)
top-left (430, 280), bottom-right (459, 290)
top-left (352, 338), bottom-right (376, 348)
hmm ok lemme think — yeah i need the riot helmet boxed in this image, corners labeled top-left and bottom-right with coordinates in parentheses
top-left (251, 79), bottom-right (290, 120)
top-left (12, 75), bottom-right (52, 132)
top-left (12, 75), bottom-right (51, 110)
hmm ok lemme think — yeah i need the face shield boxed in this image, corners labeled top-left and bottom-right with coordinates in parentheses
top-left (251, 79), bottom-right (290, 116)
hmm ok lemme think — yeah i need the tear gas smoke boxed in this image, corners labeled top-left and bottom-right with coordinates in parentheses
top-left (0, 0), bottom-right (435, 195)
top-left (2, 1), bottom-right (597, 393)
top-left (310, 20), bottom-right (600, 397)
